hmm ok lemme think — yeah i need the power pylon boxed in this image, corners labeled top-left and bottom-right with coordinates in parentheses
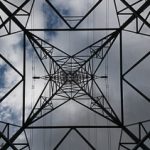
top-left (0, 0), bottom-right (150, 149)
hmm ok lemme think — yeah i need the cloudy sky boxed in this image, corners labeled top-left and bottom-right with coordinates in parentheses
top-left (0, 0), bottom-right (150, 149)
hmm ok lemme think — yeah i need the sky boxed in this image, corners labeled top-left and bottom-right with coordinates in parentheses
top-left (0, 0), bottom-right (150, 149)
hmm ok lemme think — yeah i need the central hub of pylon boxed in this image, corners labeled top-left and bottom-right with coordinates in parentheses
top-left (63, 70), bottom-right (78, 83)
top-left (50, 58), bottom-right (92, 88)
top-left (33, 57), bottom-right (92, 96)
top-left (52, 67), bottom-right (90, 86)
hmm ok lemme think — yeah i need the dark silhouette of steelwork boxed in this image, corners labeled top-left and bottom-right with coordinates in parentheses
top-left (0, 0), bottom-right (150, 149)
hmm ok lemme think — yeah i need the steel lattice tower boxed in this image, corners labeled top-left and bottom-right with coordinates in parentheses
top-left (0, 0), bottom-right (150, 149)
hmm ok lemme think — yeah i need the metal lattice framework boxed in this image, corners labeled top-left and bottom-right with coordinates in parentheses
top-left (0, 0), bottom-right (150, 149)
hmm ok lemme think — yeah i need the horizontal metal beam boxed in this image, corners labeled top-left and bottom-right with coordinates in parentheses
top-left (27, 28), bottom-right (118, 31)
top-left (27, 125), bottom-right (120, 129)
